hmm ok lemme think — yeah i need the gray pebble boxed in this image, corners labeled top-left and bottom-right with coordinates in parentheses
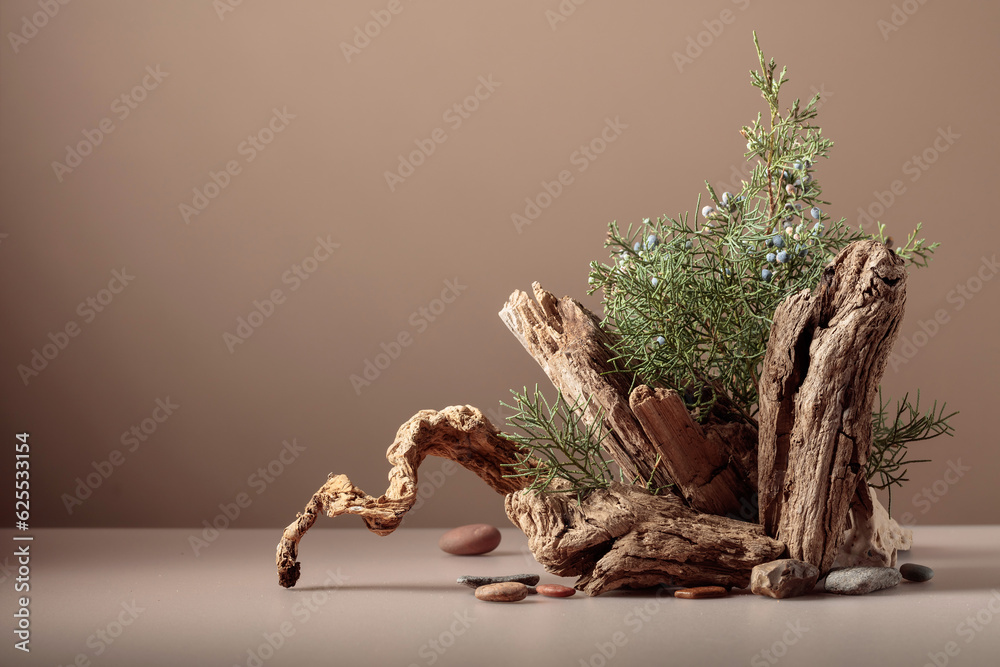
top-left (458, 573), bottom-right (540, 588)
top-left (900, 563), bottom-right (934, 582)
top-left (825, 566), bottom-right (901, 595)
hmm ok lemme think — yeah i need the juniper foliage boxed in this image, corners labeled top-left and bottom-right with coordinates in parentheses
top-left (504, 34), bottom-right (953, 506)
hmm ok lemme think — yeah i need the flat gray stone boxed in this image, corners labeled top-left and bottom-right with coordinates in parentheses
top-left (457, 573), bottom-right (539, 588)
top-left (751, 559), bottom-right (820, 599)
top-left (824, 566), bottom-right (901, 595)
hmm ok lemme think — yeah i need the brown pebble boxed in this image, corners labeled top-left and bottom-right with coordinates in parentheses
top-left (439, 524), bottom-right (502, 555)
top-left (536, 584), bottom-right (576, 598)
top-left (674, 586), bottom-right (728, 599)
top-left (475, 582), bottom-right (528, 602)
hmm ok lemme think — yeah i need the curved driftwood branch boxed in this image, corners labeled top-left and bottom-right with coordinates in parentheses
top-left (275, 405), bottom-right (532, 588)
top-left (757, 240), bottom-right (907, 572)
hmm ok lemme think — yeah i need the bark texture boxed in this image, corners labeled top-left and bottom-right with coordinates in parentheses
top-left (757, 240), bottom-right (907, 572)
top-left (499, 283), bottom-right (756, 516)
top-left (629, 385), bottom-right (757, 516)
top-left (506, 480), bottom-right (785, 595)
top-left (275, 405), bottom-right (533, 588)
top-left (499, 283), bottom-right (671, 491)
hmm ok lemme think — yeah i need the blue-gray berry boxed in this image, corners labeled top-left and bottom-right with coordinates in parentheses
top-left (766, 252), bottom-right (776, 263)
top-left (633, 241), bottom-right (641, 252)
top-left (651, 277), bottom-right (659, 287)
top-left (646, 234), bottom-right (659, 250)
top-left (685, 240), bottom-right (693, 250)
top-left (777, 250), bottom-right (789, 263)
top-left (701, 205), bottom-right (714, 217)
top-left (654, 336), bottom-right (666, 346)
top-left (761, 268), bottom-right (773, 281)
top-left (810, 207), bottom-right (821, 220)
top-left (772, 235), bottom-right (785, 248)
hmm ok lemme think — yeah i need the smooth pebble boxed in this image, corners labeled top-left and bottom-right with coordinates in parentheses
top-left (900, 563), bottom-right (934, 582)
top-left (824, 567), bottom-right (901, 595)
top-left (536, 584), bottom-right (576, 598)
top-left (475, 582), bottom-right (527, 602)
top-left (438, 524), bottom-right (501, 556)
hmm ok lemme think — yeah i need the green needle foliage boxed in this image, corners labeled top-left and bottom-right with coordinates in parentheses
top-left (500, 386), bottom-right (614, 503)
top-left (504, 34), bottom-right (953, 506)
top-left (869, 390), bottom-right (957, 512)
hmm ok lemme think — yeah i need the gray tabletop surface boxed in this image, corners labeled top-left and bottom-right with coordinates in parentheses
top-left (2, 526), bottom-right (999, 667)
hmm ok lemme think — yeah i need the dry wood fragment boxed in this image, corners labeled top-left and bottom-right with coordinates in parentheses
top-left (757, 240), bottom-right (907, 572)
top-left (834, 479), bottom-right (913, 568)
top-left (275, 405), bottom-right (533, 588)
top-left (499, 283), bottom-right (672, 491)
top-left (629, 385), bottom-right (757, 516)
top-left (506, 480), bottom-right (785, 595)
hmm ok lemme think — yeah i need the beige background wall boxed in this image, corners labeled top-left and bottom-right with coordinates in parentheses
top-left (2, 0), bottom-right (997, 533)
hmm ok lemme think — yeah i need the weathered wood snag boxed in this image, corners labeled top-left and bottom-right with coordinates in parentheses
top-left (834, 478), bottom-right (913, 568)
top-left (506, 480), bottom-right (785, 595)
top-left (757, 240), bottom-right (907, 572)
top-left (629, 385), bottom-right (757, 517)
top-left (499, 283), bottom-right (671, 492)
top-left (276, 240), bottom-right (914, 594)
top-left (499, 283), bottom-right (756, 517)
top-left (275, 404), bottom-right (778, 593)
top-left (276, 406), bottom-right (533, 588)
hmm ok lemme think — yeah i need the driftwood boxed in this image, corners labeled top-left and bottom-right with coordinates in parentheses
top-left (499, 283), bottom-right (756, 517)
top-left (629, 385), bottom-right (757, 517)
top-left (276, 240), bottom-right (914, 593)
top-left (276, 405), bottom-right (781, 592)
top-left (506, 479), bottom-right (784, 595)
top-left (276, 406), bottom-right (534, 588)
top-left (757, 240), bottom-right (907, 572)
top-left (834, 479), bottom-right (913, 568)
top-left (499, 283), bottom-right (671, 491)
